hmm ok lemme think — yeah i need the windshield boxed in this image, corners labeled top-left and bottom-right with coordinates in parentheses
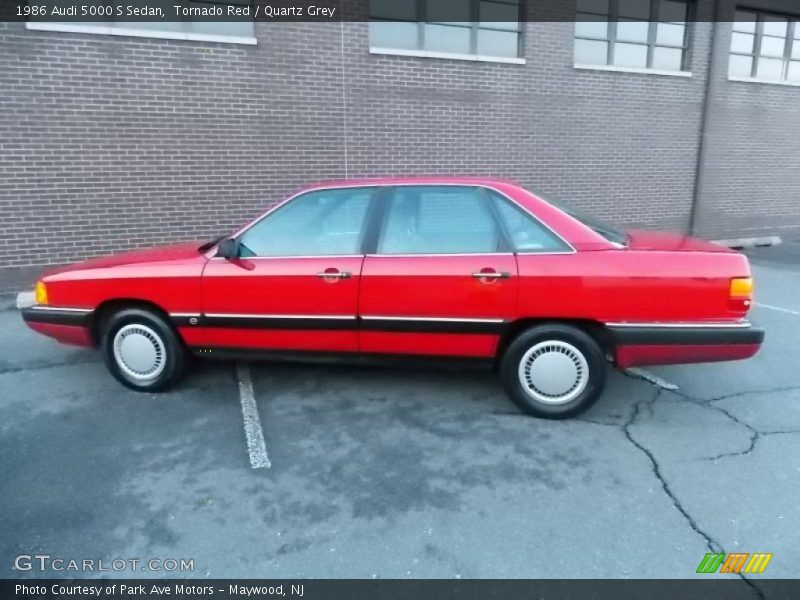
top-left (529, 189), bottom-right (628, 246)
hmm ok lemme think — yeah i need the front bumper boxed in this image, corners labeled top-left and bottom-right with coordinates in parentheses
top-left (20, 304), bottom-right (95, 347)
top-left (21, 305), bottom-right (94, 327)
top-left (608, 322), bottom-right (764, 368)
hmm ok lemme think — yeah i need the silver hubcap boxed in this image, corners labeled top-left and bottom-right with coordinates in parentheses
top-left (113, 324), bottom-right (166, 382)
top-left (518, 340), bottom-right (589, 405)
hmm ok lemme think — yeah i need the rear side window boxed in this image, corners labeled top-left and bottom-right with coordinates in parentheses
top-left (378, 186), bottom-right (502, 254)
top-left (491, 194), bottom-right (572, 253)
top-left (239, 188), bottom-right (374, 257)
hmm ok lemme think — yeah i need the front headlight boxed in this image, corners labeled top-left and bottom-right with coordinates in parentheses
top-left (34, 281), bottom-right (48, 305)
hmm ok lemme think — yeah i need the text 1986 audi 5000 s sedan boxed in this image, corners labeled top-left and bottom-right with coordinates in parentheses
top-left (21, 178), bottom-right (764, 418)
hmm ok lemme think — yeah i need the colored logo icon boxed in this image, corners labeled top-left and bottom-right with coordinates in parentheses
top-left (696, 552), bottom-right (772, 574)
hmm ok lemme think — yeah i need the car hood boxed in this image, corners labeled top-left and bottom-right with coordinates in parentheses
top-left (625, 229), bottom-right (733, 253)
top-left (43, 241), bottom-right (205, 276)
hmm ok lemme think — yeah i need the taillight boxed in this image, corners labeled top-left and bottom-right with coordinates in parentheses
top-left (729, 277), bottom-right (753, 312)
top-left (730, 277), bottom-right (753, 298)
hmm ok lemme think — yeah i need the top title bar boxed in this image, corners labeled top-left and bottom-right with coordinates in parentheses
top-left (1, 0), bottom-right (778, 23)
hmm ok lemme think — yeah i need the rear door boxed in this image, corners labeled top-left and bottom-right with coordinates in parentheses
top-left (358, 185), bottom-right (518, 358)
top-left (199, 187), bottom-right (375, 352)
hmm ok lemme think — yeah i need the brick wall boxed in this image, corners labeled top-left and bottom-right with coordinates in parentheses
top-left (1, 0), bottom-right (798, 271)
top-left (0, 21), bottom-right (348, 269)
top-left (694, 0), bottom-right (800, 240)
top-left (341, 11), bottom-right (710, 235)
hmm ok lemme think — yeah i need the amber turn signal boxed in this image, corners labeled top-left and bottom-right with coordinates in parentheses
top-left (34, 281), bottom-right (48, 305)
top-left (730, 277), bottom-right (753, 298)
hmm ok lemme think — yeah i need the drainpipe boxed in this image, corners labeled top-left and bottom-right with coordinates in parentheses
top-left (689, 0), bottom-right (723, 236)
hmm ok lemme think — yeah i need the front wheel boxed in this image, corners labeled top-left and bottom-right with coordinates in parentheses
top-left (101, 308), bottom-right (187, 392)
top-left (500, 324), bottom-right (607, 419)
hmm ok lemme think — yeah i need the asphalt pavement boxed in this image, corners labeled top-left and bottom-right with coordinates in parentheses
top-left (1, 242), bottom-right (798, 583)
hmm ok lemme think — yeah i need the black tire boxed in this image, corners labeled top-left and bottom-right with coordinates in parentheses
top-left (499, 323), bottom-right (607, 419)
top-left (100, 307), bottom-right (187, 392)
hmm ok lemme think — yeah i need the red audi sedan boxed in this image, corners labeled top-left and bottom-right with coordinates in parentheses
top-left (21, 178), bottom-right (763, 418)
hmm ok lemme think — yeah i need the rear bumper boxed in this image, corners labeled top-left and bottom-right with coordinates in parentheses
top-left (609, 322), bottom-right (764, 368)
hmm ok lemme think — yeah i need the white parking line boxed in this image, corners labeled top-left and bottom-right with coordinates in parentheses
top-left (624, 367), bottom-right (679, 391)
top-left (235, 363), bottom-right (271, 469)
top-left (756, 302), bottom-right (800, 316)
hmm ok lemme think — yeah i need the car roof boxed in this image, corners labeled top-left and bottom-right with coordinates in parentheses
top-left (232, 175), bottom-right (614, 251)
top-left (298, 176), bottom-right (520, 192)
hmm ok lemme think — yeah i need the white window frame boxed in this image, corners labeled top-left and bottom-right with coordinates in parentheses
top-left (573, 0), bottom-right (693, 75)
top-left (25, 0), bottom-right (256, 46)
top-left (369, 0), bottom-right (523, 63)
top-left (728, 8), bottom-right (800, 86)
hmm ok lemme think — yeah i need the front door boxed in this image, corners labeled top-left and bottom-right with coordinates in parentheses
top-left (359, 185), bottom-right (518, 358)
top-left (200, 187), bottom-right (376, 352)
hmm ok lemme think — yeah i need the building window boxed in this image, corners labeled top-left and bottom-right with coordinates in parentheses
top-left (574, 0), bottom-right (692, 72)
top-left (369, 0), bottom-right (522, 60)
top-left (26, 0), bottom-right (255, 45)
top-left (729, 9), bottom-right (800, 82)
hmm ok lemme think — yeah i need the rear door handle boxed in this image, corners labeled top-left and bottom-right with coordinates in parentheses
top-left (316, 270), bottom-right (352, 279)
top-left (472, 271), bottom-right (510, 280)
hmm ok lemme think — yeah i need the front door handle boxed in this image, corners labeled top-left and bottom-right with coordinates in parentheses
top-left (472, 270), bottom-right (511, 280)
top-left (316, 269), bottom-right (352, 280)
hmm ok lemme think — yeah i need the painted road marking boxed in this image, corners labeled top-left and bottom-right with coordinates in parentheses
top-left (756, 302), bottom-right (800, 316)
top-left (624, 367), bottom-right (679, 391)
top-left (236, 363), bottom-right (271, 469)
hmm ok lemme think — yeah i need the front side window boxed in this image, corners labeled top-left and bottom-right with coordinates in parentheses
top-left (574, 0), bottom-right (692, 71)
top-left (369, 0), bottom-right (522, 59)
top-left (729, 9), bottom-right (800, 82)
top-left (239, 188), bottom-right (374, 257)
top-left (378, 186), bottom-right (503, 254)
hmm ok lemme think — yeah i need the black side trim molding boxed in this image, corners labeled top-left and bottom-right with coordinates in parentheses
top-left (609, 325), bottom-right (765, 346)
top-left (169, 314), bottom-right (200, 327)
top-left (172, 314), bottom-right (508, 335)
top-left (21, 307), bottom-right (93, 327)
top-left (201, 315), bottom-right (357, 331)
top-left (359, 317), bottom-right (505, 335)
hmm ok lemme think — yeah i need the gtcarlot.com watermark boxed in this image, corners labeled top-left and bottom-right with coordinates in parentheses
top-left (14, 554), bottom-right (194, 573)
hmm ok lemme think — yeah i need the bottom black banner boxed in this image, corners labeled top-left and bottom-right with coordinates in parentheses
top-left (3, 579), bottom-right (800, 600)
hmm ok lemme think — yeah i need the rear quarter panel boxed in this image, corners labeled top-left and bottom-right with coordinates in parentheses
top-left (516, 249), bottom-right (752, 323)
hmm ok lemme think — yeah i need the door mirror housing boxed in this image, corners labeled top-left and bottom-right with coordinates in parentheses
top-left (216, 238), bottom-right (240, 260)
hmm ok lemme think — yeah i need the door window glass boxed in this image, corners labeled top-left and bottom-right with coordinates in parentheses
top-left (239, 188), bottom-right (374, 257)
top-left (378, 186), bottom-right (502, 254)
top-left (491, 194), bottom-right (572, 252)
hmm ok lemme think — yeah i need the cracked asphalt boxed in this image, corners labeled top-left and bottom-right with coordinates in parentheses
top-left (1, 242), bottom-right (798, 583)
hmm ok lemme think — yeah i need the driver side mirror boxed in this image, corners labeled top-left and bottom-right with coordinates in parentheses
top-left (216, 238), bottom-right (240, 260)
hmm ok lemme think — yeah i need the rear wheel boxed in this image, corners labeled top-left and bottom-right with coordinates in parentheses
top-left (500, 323), bottom-right (607, 418)
top-left (101, 308), bottom-right (187, 392)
